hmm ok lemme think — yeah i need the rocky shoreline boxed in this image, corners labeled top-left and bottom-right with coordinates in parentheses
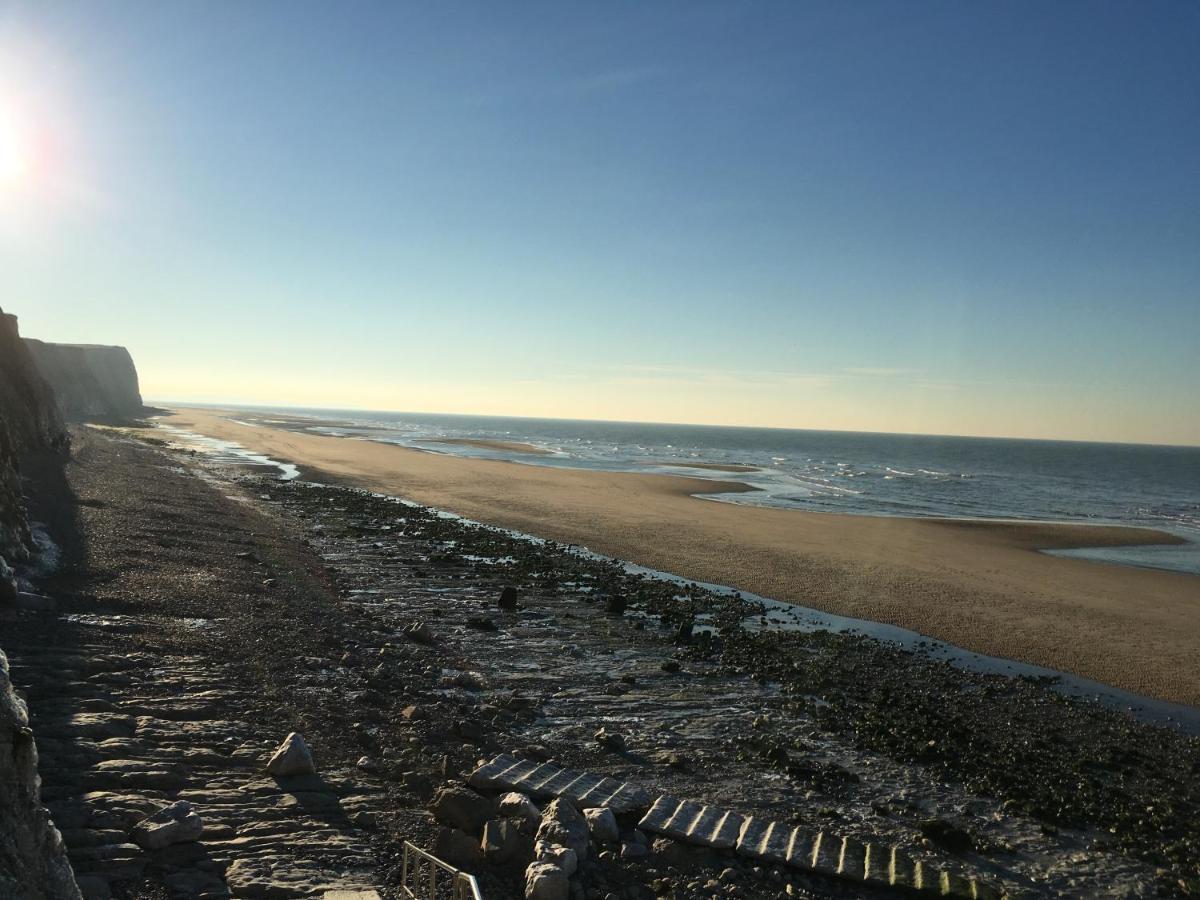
top-left (5, 425), bottom-right (1198, 898)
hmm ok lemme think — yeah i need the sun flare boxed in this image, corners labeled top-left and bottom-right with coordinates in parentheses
top-left (0, 109), bottom-right (30, 184)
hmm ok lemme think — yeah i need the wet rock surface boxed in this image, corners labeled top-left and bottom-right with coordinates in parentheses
top-left (6, 425), bottom-right (1200, 898)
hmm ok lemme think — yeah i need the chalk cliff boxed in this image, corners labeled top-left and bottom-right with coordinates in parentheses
top-left (0, 307), bottom-right (83, 898)
top-left (0, 311), bottom-right (68, 565)
top-left (24, 339), bottom-right (145, 422)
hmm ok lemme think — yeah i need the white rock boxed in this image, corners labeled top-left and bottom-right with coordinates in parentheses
top-left (130, 800), bottom-right (203, 850)
top-left (583, 807), bottom-right (619, 844)
top-left (497, 791), bottom-right (540, 825)
top-left (535, 798), bottom-right (588, 861)
top-left (535, 841), bottom-right (577, 876)
top-left (525, 861), bottom-right (570, 900)
top-left (266, 732), bottom-right (316, 776)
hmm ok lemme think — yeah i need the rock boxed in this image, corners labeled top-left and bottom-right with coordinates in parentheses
top-left (919, 818), bottom-right (974, 854)
top-left (265, 732), bottom-right (316, 776)
top-left (482, 818), bottom-right (532, 864)
top-left (402, 771), bottom-right (435, 798)
top-left (674, 620), bottom-right (694, 644)
top-left (403, 622), bottom-right (434, 644)
top-left (499, 585), bottom-right (519, 611)
top-left (129, 801), bottom-right (203, 850)
top-left (594, 728), bottom-right (627, 753)
top-left (433, 826), bottom-right (484, 870)
top-left (584, 808), bottom-right (620, 845)
top-left (535, 841), bottom-right (578, 876)
top-left (658, 751), bottom-right (692, 771)
top-left (660, 660), bottom-right (681, 673)
top-left (525, 861), bottom-right (570, 900)
top-left (13, 591), bottom-right (56, 611)
top-left (430, 784), bottom-right (492, 833)
top-left (467, 615), bottom-right (498, 631)
top-left (620, 841), bottom-right (648, 860)
top-left (447, 670), bottom-right (488, 691)
top-left (454, 719), bottom-right (487, 743)
top-left (497, 792), bottom-right (541, 826)
top-left (355, 756), bottom-right (379, 773)
top-left (0, 566), bottom-right (16, 604)
top-left (605, 594), bottom-right (627, 615)
top-left (536, 798), bottom-right (589, 861)
top-left (400, 704), bottom-right (425, 720)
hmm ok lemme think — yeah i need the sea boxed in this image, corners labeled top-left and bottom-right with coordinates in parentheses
top-left (209, 405), bottom-right (1200, 577)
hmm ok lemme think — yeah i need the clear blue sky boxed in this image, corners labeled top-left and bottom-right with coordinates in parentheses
top-left (3, 1), bottom-right (1198, 443)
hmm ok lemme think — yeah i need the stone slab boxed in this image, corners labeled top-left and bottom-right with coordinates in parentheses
top-left (636, 796), bottom-right (744, 849)
top-left (468, 754), bottom-right (650, 816)
top-left (470, 760), bottom-right (1005, 897)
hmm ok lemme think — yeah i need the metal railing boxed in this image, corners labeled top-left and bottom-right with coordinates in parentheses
top-left (400, 841), bottom-right (483, 900)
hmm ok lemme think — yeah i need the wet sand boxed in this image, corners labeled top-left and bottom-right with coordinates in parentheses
top-left (420, 437), bottom-right (552, 455)
top-left (167, 407), bottom-right (1200, 706)
top-left (661, 461), bottom-right (760, 472)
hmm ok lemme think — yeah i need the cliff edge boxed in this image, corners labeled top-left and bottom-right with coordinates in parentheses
top-left (24, 339), bottom-right (145, 423)
top-left (0, 307), bottom-right (83, 899)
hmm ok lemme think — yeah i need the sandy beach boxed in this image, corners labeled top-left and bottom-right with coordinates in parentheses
top-left (168, 407), bottom-right (1200, 707)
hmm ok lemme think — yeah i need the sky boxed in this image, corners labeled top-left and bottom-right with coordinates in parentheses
top-left (1, 2), bottom-right (1198, 445)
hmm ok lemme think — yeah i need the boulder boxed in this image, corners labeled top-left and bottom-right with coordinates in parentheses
top-left (524, 861), bottom-right (569, 900)
top-left (594, 727), bottom-right (626, 753)
top-left (430, 784), bottom-right (492, 834)
top-left (584, 807), bottom-right (619, 845)
top-left (620, 840), bottom-right (648, 860)
top-left (403, 622), bottom-right (434, 644)
top-left (534, 841), bottom-right (577, 876)
top-left (535, 798), bottom-right (588, 861)
top-left (130, 801), bottom-right (203, 850)
top-left (481, 817), bottom-right (532, 864)
top-left (265, 732), bottom-right (316, 777)
top-left (433, 826), bottom-right (483, 870)
top-left (498, 586), bottom-right (519, 611)
top-left (497, 791), bottom-right (540, 827)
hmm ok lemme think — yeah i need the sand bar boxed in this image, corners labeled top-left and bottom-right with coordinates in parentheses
top-left (661, 461), bottom-right (760, 472)
top-left (167, 407), bottom-right (1200, 706)
top-left (418, 437), bottom-right (553, 455)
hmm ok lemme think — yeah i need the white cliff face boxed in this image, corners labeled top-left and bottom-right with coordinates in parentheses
top-left (24, 339), bottom-right (144, 421)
